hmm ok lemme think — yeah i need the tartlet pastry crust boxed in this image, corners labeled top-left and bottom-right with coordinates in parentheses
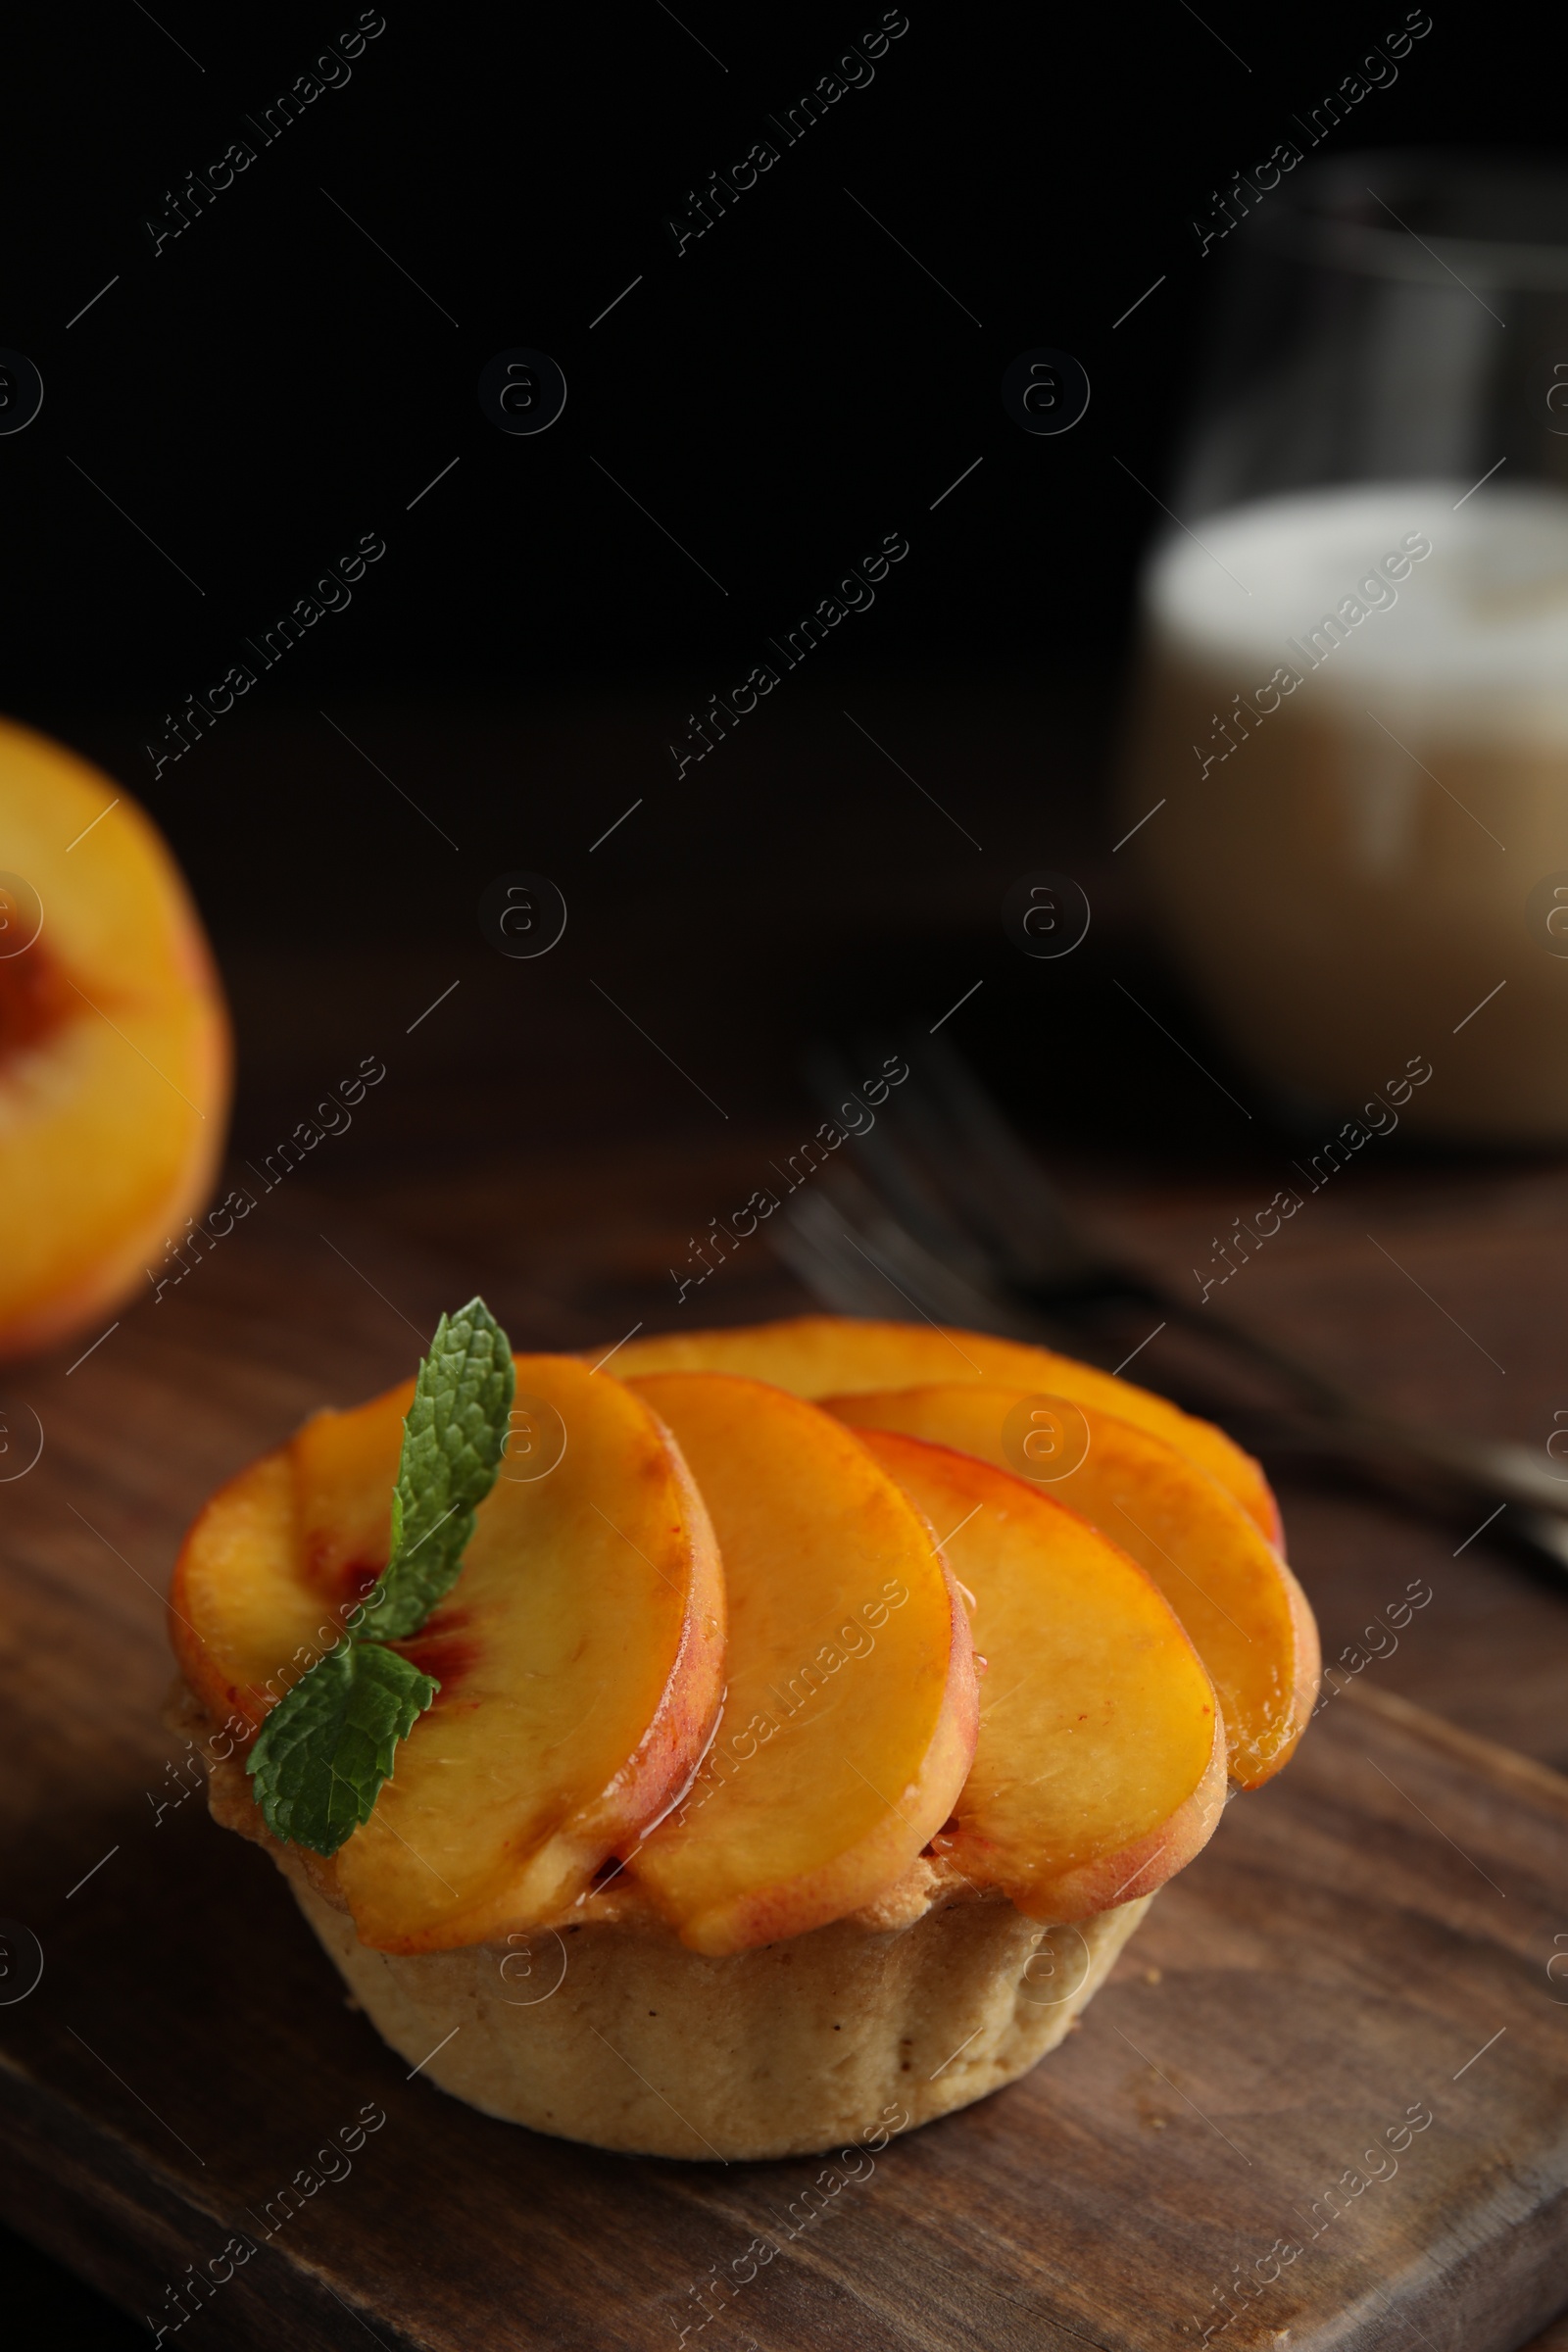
top-left (186, 1677), bottom-right (1150, 2159)
top-left (289, 1868), bottom-right (1151, 2160)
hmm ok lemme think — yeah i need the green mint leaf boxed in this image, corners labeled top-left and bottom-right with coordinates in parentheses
top-left (246, 1296), bottom-right (514, 1855)
top-left (247, 1642), bottom-right (438, 1856)
top-left (356, 1297), bottom-right (515, 1644)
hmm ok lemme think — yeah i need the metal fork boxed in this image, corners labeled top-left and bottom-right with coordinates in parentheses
top-left (772, 1030), bottom-right (1568, 1575)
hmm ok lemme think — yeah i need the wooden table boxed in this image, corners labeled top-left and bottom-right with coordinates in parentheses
top-left (4, 1124), bottom-right (1568, 2348)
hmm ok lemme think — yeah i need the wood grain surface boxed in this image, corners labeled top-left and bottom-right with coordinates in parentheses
top-left (3, 1174), bottom-right (1568, 2349)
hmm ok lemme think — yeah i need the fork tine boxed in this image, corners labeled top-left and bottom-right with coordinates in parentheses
top-left (770, 1188), bottom-right (899, 1318)
top-left (776, 1167), bottom-right (1040, 1338)
top-left (901, 1031), bottom-right (1102, 1287)
top-left (802, 1041), bottom-right (996, 1283)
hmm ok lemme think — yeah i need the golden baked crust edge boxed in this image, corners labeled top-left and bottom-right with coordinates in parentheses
top-left (169, 1677), bottom-right (1153, 2158)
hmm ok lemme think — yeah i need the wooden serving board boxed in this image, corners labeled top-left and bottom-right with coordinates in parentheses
top-left (2, 1202), bottom-right (1568, 2351)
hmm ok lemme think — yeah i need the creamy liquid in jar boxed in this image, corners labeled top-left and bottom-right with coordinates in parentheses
top-left (1121, 482), bottom-right (1568, 1138)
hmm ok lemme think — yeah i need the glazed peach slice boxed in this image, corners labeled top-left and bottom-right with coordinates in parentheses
top-left (854, 1428), bottom-right (1225, 1919)
top-left (0, 714), bottom-right (230, 1358)
top-left (823, 1383), bottom-right (1318, 1788)
top-left (624, 1372), bottom-right (977, 1956)
top-left (171, 1355), bottom-right (725, 1953)
top-left (607, 1314), bottom-right (1279, 1544)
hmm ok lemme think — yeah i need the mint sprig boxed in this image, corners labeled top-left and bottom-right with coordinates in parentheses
top-left (248, 1297), bottom-right (514, 1856)
top-left (246, 1641), bottom-right (438, 1854)
top-left (357, 1298), bottom-right (516, 1642)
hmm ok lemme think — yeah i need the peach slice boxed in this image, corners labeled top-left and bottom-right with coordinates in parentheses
top-left (823, 1383), bottom-right (1318, 1788)
top-left (292, 1374), bottom-right (415, 1614)
top-left (606, 1314), bottom-right (1280, 1544)
top-left (624, 1372), bottom-right (978, 1956)
top-left (0, 714), bottom-right (230, 1359)
top-left (171, 1355), bottom-right (725, 1953)
top-left (853, 1427), bottom-right (1226, 1919)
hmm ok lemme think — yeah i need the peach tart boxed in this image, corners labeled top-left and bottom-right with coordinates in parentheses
top-left (170, 1304), bottom-right (1317, 2159)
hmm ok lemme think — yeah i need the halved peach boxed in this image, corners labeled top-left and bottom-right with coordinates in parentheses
top-left (0, 714), bottom-right (230, 1359)
top-left (171, 1355), bottom-right (725, 1952)
top-left (852, 1427), bottom-right (1226, 1920)
top-left (606, 1314), bottom-right (1279, 1544)
top-left (624, 1372), bottom-right (977, 1956)
top-left (823, 1383), bottom-right (1318, 1788)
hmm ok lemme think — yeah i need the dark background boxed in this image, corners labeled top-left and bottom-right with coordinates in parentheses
top-left (5, 6), bottom-right (1568, 2342)
top-left (3, 1), bottom-right (1541, 965)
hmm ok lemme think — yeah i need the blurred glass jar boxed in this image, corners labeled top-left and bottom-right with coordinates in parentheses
top-left (1120, 151), bottom-right (1568, 1140)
